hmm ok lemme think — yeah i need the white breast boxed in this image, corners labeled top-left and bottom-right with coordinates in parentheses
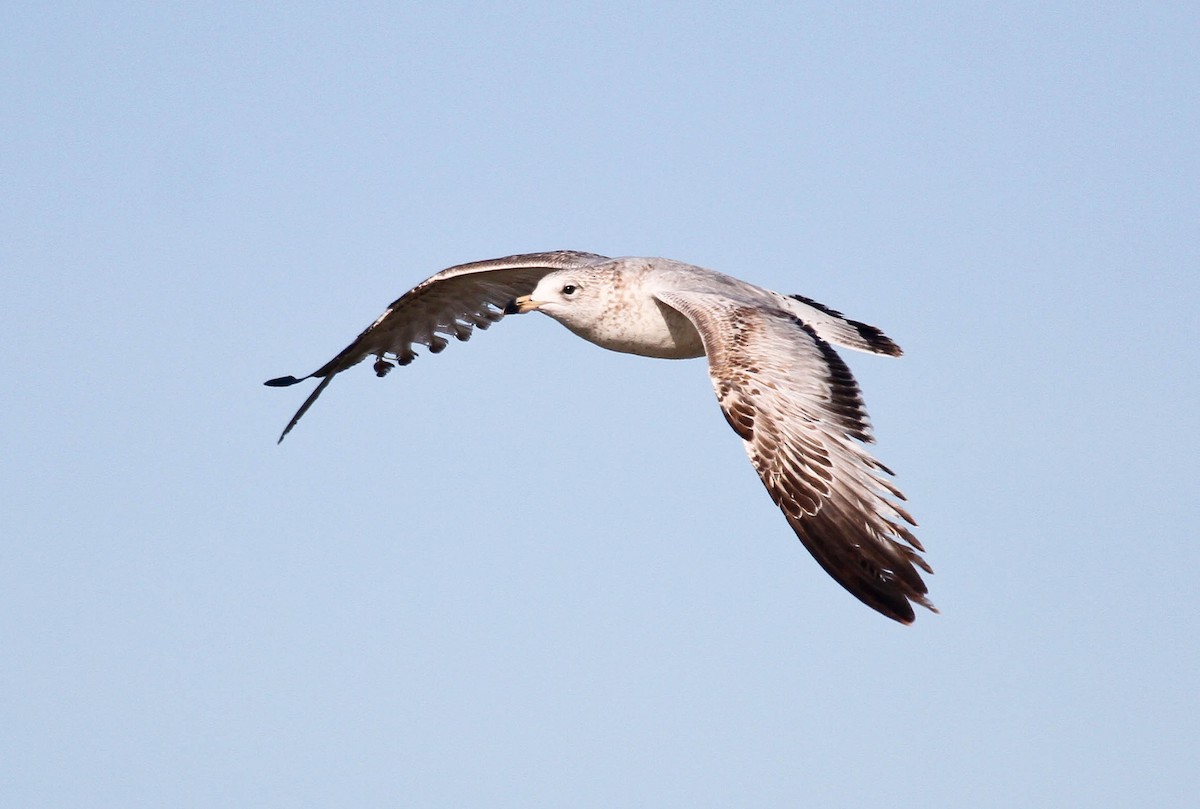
top-left (554, 289), bottom-right (705, 359)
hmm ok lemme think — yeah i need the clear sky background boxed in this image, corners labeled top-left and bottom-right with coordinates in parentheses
top-left (3, 3), bottom-right (1197, 807)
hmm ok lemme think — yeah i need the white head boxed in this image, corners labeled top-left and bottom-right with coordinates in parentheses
top-left (506, 261), bottom-right (705, 359)
top-left (510, 268), bottom-right (615, 329)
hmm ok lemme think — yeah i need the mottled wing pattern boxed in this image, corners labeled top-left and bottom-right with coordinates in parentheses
top-left (266, 250), bottom-right (609, 442)
top-left (655, 290), bottom-right (934, 623)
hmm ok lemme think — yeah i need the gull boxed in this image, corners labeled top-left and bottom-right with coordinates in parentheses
top-left (266, 250), bottom-right (935, 623)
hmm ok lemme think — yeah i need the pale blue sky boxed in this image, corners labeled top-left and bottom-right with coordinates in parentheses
top-left (3, 3), bottom-right (1198, 807)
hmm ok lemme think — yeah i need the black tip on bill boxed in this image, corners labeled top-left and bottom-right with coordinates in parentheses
top-left (502, 298), bottom-right (520, 315)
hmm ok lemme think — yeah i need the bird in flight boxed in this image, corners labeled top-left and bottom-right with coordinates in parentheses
top-left (267, 250), bottom-right (935, 623)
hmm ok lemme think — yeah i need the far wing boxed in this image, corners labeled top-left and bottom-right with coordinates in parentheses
top-left (266, 250), bottom-right (609, 442)
top-left (781, 294), bottom-right (903, 357)
top-left (655, 289), bottom-right (934, 623)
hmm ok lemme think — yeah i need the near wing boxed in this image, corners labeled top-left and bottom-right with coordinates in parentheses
top-left (266, 250), bottom-right (609, 442)
top-left (655, 290), bottom-right (934, 623)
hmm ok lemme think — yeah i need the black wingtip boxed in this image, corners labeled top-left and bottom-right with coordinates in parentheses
top-left (851, 321), bottom-right (904, 357)
top-left (270, 372), bottom-right (336, 445)
top-left (264, 375), bottom-right (302, 387)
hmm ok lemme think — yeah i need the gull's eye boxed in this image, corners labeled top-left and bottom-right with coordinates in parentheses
top-left (561, 284), bottom-right (578, 296)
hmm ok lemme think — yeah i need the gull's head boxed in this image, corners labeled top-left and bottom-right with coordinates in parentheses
top-left (508, 268), bottom-right (609, 328)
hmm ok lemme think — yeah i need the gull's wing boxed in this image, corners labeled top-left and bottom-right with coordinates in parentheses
top-left (266, 250), bottom-right (609, 442)
top-left (655, 289), bottom-right (934, 623)
top-left (780, 294), bottom-right (903, 357)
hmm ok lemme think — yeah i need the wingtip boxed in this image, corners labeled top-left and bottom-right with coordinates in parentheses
top-left (888, 590), bottom-right (938, 625)
top-left (854, 322), bottom-right (904, 357)
top-left (270, 372), bottom-right (336, 445)
top-left (274, 413), bottom-right (301, 445)
top-left (265, 375), bottom-right (303, 387)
